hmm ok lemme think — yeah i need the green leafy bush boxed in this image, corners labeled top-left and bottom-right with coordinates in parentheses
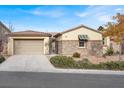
top-left (77, 58), bottom-right (91, 68)
top-left (115, 51), bottom-right (120, 55)
top-left (0, 56), bottom-right (5, 64)
top-left (73, 52), bottom-right (80, 58)
top-left (82, 58), bottom-right (90, 63)
top-left (50, 56), bottom-right (124, 70)
top-left (118, 61), bottom-right (124, 70)
top-left (105, 47), bottom-right (114, 56)
top-left (50, 56), bottom-right (77, 68)
top-left (99, 62), bottom-right (119, 70)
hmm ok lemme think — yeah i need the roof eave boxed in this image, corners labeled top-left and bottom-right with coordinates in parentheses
top-left (10, 33), bottom-right (52, 37)
top-left (53, 33), bottom-right (62, 37)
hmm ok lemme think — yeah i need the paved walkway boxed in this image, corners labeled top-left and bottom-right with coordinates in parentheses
top-left (0, 55), bottom-right (124, 75)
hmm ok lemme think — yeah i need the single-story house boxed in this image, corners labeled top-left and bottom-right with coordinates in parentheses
top-left (0, 22), bottom-right (103, 56)
top-left (0, 21), bottom-right (11, 56)
top-left (54, 25), bottom-right (103, 56)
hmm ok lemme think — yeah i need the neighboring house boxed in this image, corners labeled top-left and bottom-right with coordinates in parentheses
top-left (8, 30), bottom-right (51, 55)
top-left (0, 21), bottom-right (11, 55)
top-left (54, 25), bottom-right (103, 56)
top-left (103, 36), bottom-right (124, 54)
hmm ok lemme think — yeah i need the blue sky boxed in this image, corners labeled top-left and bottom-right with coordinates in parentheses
top-left (0, 5), bottom-right (124, 32)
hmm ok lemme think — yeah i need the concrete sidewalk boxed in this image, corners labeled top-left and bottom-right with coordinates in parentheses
top-left (52, 69), bottom-right (124, 75)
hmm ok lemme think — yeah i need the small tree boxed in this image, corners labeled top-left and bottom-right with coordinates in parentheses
top-left (9, 21), bottom-right (14, 32)
top-left (103, 13), bottom-right (124, 61)
top-left (97, 26), bottom-right (104, 31)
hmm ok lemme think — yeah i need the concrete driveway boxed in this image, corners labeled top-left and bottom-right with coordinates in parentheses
top-left (0, 55), bottom-right (55, 72)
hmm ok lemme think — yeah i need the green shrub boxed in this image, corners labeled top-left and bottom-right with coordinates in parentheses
top-left (0, 56), bottom-right (5, 64)
top-left (79, 62), bottom-right (92, 69)
top-left (82, 58), bottom-right (90, 63)
top-left (77, 58), bottom-right (91, 68)
top-left (73, 52), bottom-right (80, 58)
top-left (99, 62), bottom-right (119, 70)
top-left (50, 56), bottom-right (77, 68)
top-left (105, 47), bottom-right (114, 56)
top-left (50, 56), bottom-right (124, 70)
top-left (117, 61), bottom-right (124, 70)
top-left (115, 51), bottom-right (120, 55)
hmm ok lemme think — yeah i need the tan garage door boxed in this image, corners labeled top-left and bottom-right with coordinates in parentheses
top-left (14, 39), bottom-right (44, 55)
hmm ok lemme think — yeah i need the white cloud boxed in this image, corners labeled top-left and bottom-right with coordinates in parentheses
top-left (75, 12), bottom-right (89, 17)
top-left (115, 8), bottom-right (123, 12)
top-left (75, 6), bottom-right (118, 23)
top-left (95, 12), bottom-right (106, 16)
top-left (20, 7), bottom-right (65, 18)
top-left (98, 15), bottom-right (112, 22)
top-left (75, 6), bottom-right (110, 18)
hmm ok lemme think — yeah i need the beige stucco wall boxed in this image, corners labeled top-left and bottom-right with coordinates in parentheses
top-left (103, 37), bottom-right (110, 53)
top-left (8, 37), bottom-right (50, 55)
top-left (56, 27), bottom-right (102, 41)
top-left (104, 37), bottom-right (110, 47)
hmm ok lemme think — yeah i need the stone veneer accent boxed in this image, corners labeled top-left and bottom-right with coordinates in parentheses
top-left (56, 40), bottom-right (103, 56)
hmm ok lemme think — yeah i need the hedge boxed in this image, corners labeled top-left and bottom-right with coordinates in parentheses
top-left (0, 56), bottom-right (5, 64)
top-left (50, 56), bottom-right (124, 70)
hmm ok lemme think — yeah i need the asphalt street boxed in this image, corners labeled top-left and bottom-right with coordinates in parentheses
top-left (0, 71), bottom-right (124, 88)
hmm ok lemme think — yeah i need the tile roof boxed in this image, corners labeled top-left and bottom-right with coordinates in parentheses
top-left (10, 30), bottom-right (52, 37)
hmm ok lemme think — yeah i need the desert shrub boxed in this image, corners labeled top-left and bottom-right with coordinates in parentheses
top-left (78, 61), bottom-right (121, 70)
top-left (73, 52), bottom-right (80, 58)
top-left (117, 61), bottom-right (124, 70)
top-left (105, 47), bottom-right (114, 56)
top-left (76, 58), bottom-right (92, 68)
top-left (50, 56), bottom-right (77, 68)
top-left (50, 56), bottom-right (124, 70)
top-left (79, 62), bottom-right (92, 69)
top-left (115, 51), bottom-right (120, 55)
top-left (82, 58), bottom-right (90, 63)
top-left (99, 62), bottom-right (119, 70)
top-left (0, 56), bottom-right (5, 64)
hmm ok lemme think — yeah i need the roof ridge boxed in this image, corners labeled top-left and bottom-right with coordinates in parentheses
top-left (11, 30), bottom-right (52, 37)
top-left (54, 24), bottom-right (101, 37)
top-left (13, 30), bottom-right (50, 34)
top-left (62, 24), bottom-right (99, 33)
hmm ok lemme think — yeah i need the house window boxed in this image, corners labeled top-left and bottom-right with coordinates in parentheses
top-left (78, 35), bottom-right (88, 48)
top-left (79, 39), bottom-right (85, 47)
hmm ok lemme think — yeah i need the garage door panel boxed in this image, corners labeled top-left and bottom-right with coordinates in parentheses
top-left (14, 39), bottom-right (44, 55)
top-left (15, 40), bottom-right (43, 45)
